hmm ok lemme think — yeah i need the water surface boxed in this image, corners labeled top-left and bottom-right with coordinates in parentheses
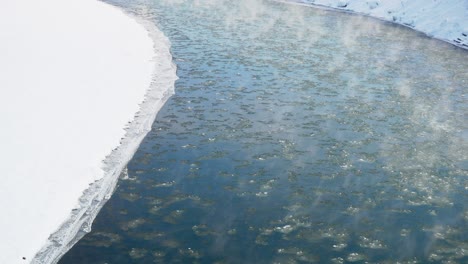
top-left (61, 0), bottom-right (467, 263)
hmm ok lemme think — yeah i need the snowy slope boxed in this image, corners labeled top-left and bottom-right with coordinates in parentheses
top-left (0, 0), bottom-right (176, 263)
top-left (289, 0), bottom-right (468, 49)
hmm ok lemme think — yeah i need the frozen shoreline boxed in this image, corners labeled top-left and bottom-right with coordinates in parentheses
top-left (0, 0), bottom-right (176, 263)
top-left (32, 15), bottom-right (177, 264)
top-left (282, 0), bottom-right (468, 50)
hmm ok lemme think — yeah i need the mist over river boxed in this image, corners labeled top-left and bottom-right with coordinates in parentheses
top-left (61, 0), bottom-right (467, 263)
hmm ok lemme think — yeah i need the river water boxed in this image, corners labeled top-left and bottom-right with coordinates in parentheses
top-left (60, 0), bottom-right (467, 263)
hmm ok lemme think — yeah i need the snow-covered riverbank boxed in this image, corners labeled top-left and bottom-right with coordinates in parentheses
top-left (0, 0), bottom-right (176, 263)
top-left (287, 0), bottom-right (468, 49)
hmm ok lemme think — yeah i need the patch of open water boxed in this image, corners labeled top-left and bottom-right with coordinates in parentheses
top-left (61, 0), bottom-right (467, 263)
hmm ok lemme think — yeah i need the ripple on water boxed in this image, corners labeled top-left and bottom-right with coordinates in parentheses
top-left (60, 0), bottom-right (468, 263)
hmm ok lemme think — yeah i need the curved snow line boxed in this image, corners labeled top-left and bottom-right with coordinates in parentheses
top-left (279, 0), bottom-right (468, 50)
top-left (31, 9), bottom-right (177, 264)
top-left (0, 0), bottom-right (176, 263)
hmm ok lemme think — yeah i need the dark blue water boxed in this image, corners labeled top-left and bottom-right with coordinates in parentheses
top-left (60, 0), bottom-right (467, 263)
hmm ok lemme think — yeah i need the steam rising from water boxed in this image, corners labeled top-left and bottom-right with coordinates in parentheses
top-left (61, 0), bottom-right (467, 263)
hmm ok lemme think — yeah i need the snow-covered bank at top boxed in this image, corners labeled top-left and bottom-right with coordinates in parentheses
top-left (0, 0), bottom-right (176, 263)
top-left (287, 0), bottom-right (468, 49)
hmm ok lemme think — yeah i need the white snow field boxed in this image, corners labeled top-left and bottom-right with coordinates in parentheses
top-left (0, 0), bottom-right (176, 263)
top-left (286, 0), bottom-right (468, 49)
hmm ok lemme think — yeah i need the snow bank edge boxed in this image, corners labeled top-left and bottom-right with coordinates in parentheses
top-left (278, 0), bottom-right (468, 51)
top-left (31, 5), bottom-right (177, 264)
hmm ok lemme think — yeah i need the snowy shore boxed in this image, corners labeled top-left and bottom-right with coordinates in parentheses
top-left (0, 0), bottom-right (176, 263)
top-left (285, 0), bottom-right (468, 50)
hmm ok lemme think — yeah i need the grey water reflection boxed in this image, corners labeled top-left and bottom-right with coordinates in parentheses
top-left (60, 0), bottom-right (467, 263)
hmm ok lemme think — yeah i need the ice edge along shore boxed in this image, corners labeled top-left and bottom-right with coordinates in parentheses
top-left (30, 4), bottom-right (178, 264)
top-left (281, 0), bottom-right (468, 51)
